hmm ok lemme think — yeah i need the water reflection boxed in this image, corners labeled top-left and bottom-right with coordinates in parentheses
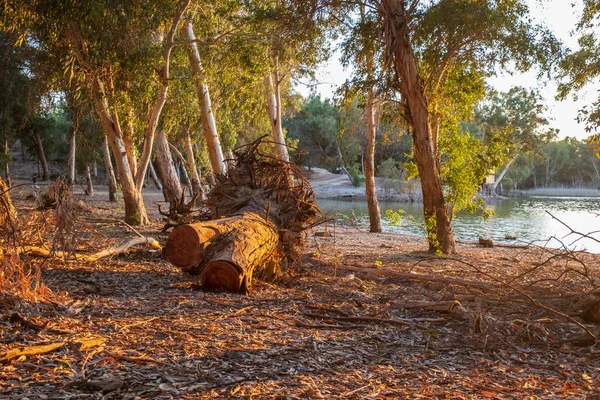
top-left (317, 197), bottom-right (600, 253)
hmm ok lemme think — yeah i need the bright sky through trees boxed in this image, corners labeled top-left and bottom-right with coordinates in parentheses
top-left (296, 0), bottom-right (599, 140)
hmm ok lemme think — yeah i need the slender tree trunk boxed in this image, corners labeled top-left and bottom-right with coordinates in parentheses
top-left (184, 21), bottom-right (226, 176)
top-left (67, 128), bottom-right (77, 186)
top-left (184, 133), bottom-right (204, 201)
top-left (169, 142), bottom-right (192, 194)
top-left (93, 160), bottom-right (98, 177)
top-left (148, 160), bottom-right (163, 190)
top-left (4, 138), bottom-right (11, 188)
top-left (492, 155), bottom-right (517, 194)
top-left (155, 130), bottom-right (182, 203)
top-left (264, 66), bottom-right (290, 162)
top-left (380, 0), bottom-right (455, 254)
top-left (34, 134), bottom-right (49, 181)
top-left (101, 134), bottom-right (118, 202)
top-left (365, 90), bottom-right (382, 233)
top-left (84, 164), bottom-right (94, 196)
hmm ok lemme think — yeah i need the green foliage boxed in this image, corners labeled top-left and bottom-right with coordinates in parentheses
top-left (347, 163), bottom-right (364, 187)
top-left (384, 209), bottom-right (405, 226)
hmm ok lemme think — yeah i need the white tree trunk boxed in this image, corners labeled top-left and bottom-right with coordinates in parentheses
top-left (85, 164), bottom-right (94, 196)
top-left (184, 134), bottom-right (204, 201)
top-left (68, 128), bottom-right (76, 186)
top-left (492, 155), bottom-right (517, 194)
top-left (183, 21), bottom-right (226, 176)
top-left (264, 72), bottom-right (290, 162)
top-left (148, 160), bottom-right (163, 190)
top-left (102, 134), bottom-right (118, 202)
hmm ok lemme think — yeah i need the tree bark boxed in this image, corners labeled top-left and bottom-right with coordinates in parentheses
top-left (154, 130), bottom-right (182, 203)
top-left (34, 134), bottom-right (49, 181)
top-left (264, 68), bottom-right (290, 163)
top-left (67, 127), bottom-right (77, 186)
top-left (148, 160), bottom-right (163, 190)
top-left (380, 0), bottom-right (456, 254)
top-left (0, 176), bottom-right (17, 230)
top-left (365, 90), bottom-right (382, 232)
top-left (184, 133), bottom-right (204, 201)
top-left (169, 142), bottom-right (192, 194)
top-left (91, 78), bottom-right (148, 224)
top-left (4, 138), bottom-right (11, 188)
top-left (101, 134), bottom-right (118, 202)
top-left (165, 212), bottom-right (280, 293)
top-left (84, 164), bottom-right (94, 196)
top-left (183, 21), bottom-right (226, 176)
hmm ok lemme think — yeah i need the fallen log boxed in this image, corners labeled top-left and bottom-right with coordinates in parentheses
top-left (164, 137), bottom-right (323, 293)
top-left (166, 212), bottom-right (280, 293)
top-left (164, 215), bottom-right (240, 271)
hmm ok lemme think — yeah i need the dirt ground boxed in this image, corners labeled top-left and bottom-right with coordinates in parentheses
top-left (1, 186), bottom-right (600, 399)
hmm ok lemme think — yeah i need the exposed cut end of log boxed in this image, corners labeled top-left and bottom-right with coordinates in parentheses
top-left (202, 261), bottom-right (244, 292)
top-left (164, 224), bottom-right (205, 270)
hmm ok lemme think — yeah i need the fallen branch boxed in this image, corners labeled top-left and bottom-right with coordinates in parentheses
top-left (0, 337), bottom-right (106, 362)
top-left (293, 319), bottom-right (365, 330)
top-left (302, 313), bottom-right (444, 327)
top-left (342, 265), bottom-right (494, 290)
top-left (19, 236), bottom-right (162, 262)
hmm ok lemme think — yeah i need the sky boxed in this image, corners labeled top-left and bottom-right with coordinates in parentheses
top-left (295, 0), bottom-right (600, 140)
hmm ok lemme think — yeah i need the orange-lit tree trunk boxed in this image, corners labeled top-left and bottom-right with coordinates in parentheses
top-left (155, 130), bottom-right (182, 203)
top-left (365, 90), bottom-right (382, 232)
top-left (380, 0), bottom-right (456, 254)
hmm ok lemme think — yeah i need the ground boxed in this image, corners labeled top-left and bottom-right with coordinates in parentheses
top-left (1, 181), bottom-right (600, 399)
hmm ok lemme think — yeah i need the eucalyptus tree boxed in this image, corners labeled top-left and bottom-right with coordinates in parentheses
top-left (4, 0), bottom-right (194, 224)
top-left (346, 0), bottom-right (562, 253)
top-left (559, 0), bottom-right (600, 143)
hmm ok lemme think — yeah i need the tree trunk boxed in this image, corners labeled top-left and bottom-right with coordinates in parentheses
top-left (148, 160), bottom-right (163, 190)
top-left (169, 142), bottom-right (192, 194)
top-left (84, 164), bottom-right (94, 196)
top-left (34, 134), bottom-right (49, 181)
top-left (184, 133), bottom-right (204, 201)
top-left (0, 176), bottom-right (17, 230)
top-left (264, 69), bottom-right (290, 163)
top-left (165, 212), bottom-right (280, 293)
top-left (91, 78), bottom-right (148, 225)
top-left (101, 134), bottom-right (118, 202)
top-left (4, 138), bottom-right (11, 188)
top-left (93, 160), bottom-right (98, 177)
top-left (380, 0), bottom-right (455, 254)
top-left (154, 130), bottom-right (182, 203)
top-left (492, 155), bottom-right (517, 194)
top-left (183, 21), bottom-right (226, 176)
top-left (365, 90), bottom-right (382, 233)
top-left (67, 127), bottom-right (77, 186)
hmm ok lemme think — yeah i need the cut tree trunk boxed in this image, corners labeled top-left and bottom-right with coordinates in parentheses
top-left (34, 133), bottom-right (49, 181)
top-left (183, 21), bottom-right (226, 176)
top-left (0, 176), bottom-right (17, 229)
top-left (365, 90), bottom-right (382, 233)
top-left (84, 164), bottom-right (94, 196)
top-left (380, 0), bottom-right (456, 254)
top-left (155, 130), bottom-right (182, 203)
top-left (165, 212), bottom-right (280, 293)
top-left (101, 134), bottom-right (118, 202)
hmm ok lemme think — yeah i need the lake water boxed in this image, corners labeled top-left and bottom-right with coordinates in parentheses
top-left (318, 197), bottom-right (600, 253)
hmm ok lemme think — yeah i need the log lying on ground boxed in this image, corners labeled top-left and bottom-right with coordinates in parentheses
top-left (166, 212), bottom-right (280, 292)
top-left (164, 136), bottom-right (323, 293)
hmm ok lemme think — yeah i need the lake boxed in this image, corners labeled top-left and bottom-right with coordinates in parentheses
top-left (317, 196), bottom-right (600, 253)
